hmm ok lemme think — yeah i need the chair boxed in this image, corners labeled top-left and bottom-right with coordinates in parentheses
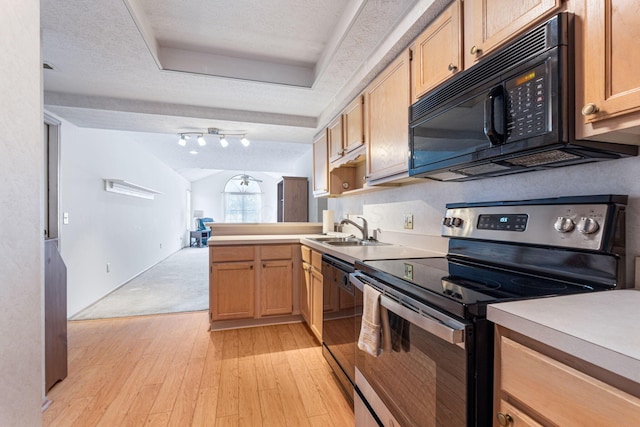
top-left (191, 217), bottom-right (213, 247)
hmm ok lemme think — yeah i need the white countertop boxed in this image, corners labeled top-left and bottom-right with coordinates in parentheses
top-left (207, 234), bottom-right (445, 264)
top-left (488, 289), bottom-right (640, 384)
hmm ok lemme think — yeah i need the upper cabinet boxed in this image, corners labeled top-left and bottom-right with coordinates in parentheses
top-left (365, 49), bottom-right (412, 182)
top-left (464, 0), bottom-right (562, 66)
top-left (327, 116), bottom-right (344, 164)
top-left (578, 0), bottom-right (640, 141)
top-left (411, 0), bottom-right (463, 102)
top-left (342, 95), bottom-right (365, 155)
top-left (312, 131), bottom-right (329, 197)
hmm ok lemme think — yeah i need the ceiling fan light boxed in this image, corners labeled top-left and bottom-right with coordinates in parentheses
top-left (197, 135), bottom-right (206, 146)
top-left (189, 150), bottom-right (198, 155)
top-left (220, 137), bottom-right (229, 148)
top-left (241, 136), bottom-right (250, 147)
top-left (178, 135), bottom-right (187, 146)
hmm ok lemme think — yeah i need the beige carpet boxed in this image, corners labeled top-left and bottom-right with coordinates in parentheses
top-left (71, 247), bottom-right (209, 320)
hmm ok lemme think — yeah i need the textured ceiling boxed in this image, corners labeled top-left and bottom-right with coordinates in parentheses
top-left (41, 0), bottom-right (451, 181)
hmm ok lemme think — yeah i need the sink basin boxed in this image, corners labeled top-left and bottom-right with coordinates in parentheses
top-left (309, 236), bottom-right (390, 246)
top-left (325, 240), bottom-right (390, 246)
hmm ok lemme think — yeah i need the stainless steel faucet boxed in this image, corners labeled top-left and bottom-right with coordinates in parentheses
top-left (339, 216), bottom-right (368, 240)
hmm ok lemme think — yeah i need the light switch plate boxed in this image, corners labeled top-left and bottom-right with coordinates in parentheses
top-left (404, 213), bottom-right (414, 229)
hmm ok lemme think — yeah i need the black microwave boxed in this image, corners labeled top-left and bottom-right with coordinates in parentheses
top-left (408, 13), bottom-right (636, 182)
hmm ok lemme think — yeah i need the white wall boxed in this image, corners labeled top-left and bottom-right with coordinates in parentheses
top-left (0, 1), bottom-right (43, 424)
top-left (55, 119), bottom-right (191, 317)
top-left (329, 155), bottom-right (640, 285)
top-left (192, 148), bottom-right (316, 223)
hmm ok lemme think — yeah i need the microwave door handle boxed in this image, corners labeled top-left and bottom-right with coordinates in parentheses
top-left (484, 85), bottom-right (506, 146)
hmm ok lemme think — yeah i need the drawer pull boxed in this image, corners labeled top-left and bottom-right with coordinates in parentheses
top-left (496, 412), bottom-right (513, 426)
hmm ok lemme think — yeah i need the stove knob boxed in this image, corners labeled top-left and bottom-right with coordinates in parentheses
top-left (451, 217), bottom-right (463, 227)
top-left (554, 216), bottom-right (575, 233)
top-left (577, 217), bottom-right (600, 234)
top-left (442, 217), bottom-right (452, 227)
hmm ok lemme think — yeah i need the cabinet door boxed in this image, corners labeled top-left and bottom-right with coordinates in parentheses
top-left (343, 95), bottom-right (365, 154)
top-left (365, 49), bottom-right (411, 181)
top-left (328, 116), bottom-right (344, 163)
top-left (465, 0), bottom-right (561, 65)
top-left (260, 260), bottom-right (293, 316)
top-left (309, 268), bottom-right (323, 341)
top-left (582, 0), bottom-right (640, 123)
top-left (412, 0), bottom-right (462, 101)
top-left (210, 262), bottom-right (255, 321)
top-left (313, 131), bottom-right (329, 197)
top-left (300, 262), bottom-right (311, 323)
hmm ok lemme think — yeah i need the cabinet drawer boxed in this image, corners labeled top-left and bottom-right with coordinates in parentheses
top-left (210, 245), bottom-right (254, 262)
top-left (301, 245), bottom-right (311, 263)
top-left (260, 244), bottom-right (293, 260)
top-left (311, 250), bottom-right (323, 270)
top-left (500, 336), bottom-right (640, 426)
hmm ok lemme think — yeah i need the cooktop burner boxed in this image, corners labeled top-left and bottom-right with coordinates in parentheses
top-left (357, 256), bottom-right (597, 319)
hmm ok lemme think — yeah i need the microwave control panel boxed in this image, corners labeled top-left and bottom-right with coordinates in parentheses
top-left (506, 63), bottom-right (548, 140)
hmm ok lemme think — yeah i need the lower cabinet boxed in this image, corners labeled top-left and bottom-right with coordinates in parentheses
top-left (210, 261), bottom-right (255, 321)
top-left (301, 245), bottom-right (324, 342)
top-left (494, 327), bottom-right (640, 426)
top-left (209, 244), bottom-right (299, 325)
top-left (260, 260), bottom-right (293, 316)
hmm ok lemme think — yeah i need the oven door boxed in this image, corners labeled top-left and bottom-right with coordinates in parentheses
top-left (351, 272), bottom-right (474, 427)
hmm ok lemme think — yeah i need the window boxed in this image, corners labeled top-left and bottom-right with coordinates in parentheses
top-left (223, 174), bottom-right (263, 222)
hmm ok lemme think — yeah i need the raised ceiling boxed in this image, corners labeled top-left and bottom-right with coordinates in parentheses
top-left (41, 0), bottom-right (451, 180)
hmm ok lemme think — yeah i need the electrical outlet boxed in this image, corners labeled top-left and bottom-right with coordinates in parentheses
top-left (404, 213), bottom-right (414, 229)
top-left (159, 243), bottom-right (163, 249)
top-left (404, 263), bottom-right (414, 280)
top-left (106, 263), bottom-right (111, 273)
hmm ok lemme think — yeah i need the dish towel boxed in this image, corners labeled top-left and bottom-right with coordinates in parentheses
top-left (358, 284), bottom-right (383, 356)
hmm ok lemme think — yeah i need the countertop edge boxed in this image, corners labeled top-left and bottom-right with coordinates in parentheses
top-left (488, 301), bottom-right (640, 384)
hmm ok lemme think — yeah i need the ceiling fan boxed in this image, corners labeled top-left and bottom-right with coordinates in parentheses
top-left (231, 174), bottom-right (262, 186)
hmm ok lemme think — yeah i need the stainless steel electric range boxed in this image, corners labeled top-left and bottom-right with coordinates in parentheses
top-left (350, 195), bottom-right (628, 427)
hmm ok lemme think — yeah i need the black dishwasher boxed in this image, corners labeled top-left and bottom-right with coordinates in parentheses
top-left (321, 254), bottom-right (360, 404)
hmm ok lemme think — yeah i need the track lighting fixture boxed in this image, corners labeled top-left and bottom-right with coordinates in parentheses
top-left (177, 128), bottom-right (249, 149)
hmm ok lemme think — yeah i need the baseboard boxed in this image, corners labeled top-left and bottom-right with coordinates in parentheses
top-left (210, 315), bottom-right (303, 331)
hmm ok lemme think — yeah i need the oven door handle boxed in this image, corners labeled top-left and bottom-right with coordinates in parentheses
top-left (350, 272), bottom-right (466, 346)
top-left (380, 295), bottom-right (466, 346)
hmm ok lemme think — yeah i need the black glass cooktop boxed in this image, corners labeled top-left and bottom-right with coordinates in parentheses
top-left (356, 257), bottom-right (598, 319)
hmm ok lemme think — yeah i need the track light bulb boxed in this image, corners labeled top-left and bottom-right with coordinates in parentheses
top-left (178, 135), bottom-right (187, 146)
top-left (220, 137), bottom-right (229, 148)
top-left (241, 136), bottom-right (250, 147)
top-left (197, 135), bottom-right (206, 146)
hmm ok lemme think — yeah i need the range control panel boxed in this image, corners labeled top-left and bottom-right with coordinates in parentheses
top-left (442, 204), bottom-right (613, 251)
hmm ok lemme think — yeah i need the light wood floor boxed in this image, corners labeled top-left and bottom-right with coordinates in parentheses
top-left (43, 311), bottom-right (354, 426)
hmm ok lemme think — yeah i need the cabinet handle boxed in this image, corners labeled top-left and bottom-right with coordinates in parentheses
top-left (581, 103), bottom-right (600, 116)
top-left (470, 45), bottom-right (482, 56)
top-left (250, 265), bottom-right (254, 270)
top-left (448, 63), bottom-right (458, 72)
top-left (496, 412), bottom-right (513, 426)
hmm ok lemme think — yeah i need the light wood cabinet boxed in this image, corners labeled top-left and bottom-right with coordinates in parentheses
top-left (464, 0), bottom-right (561, 67)
top-left (494, 327), bottom-right (640, 426)
top-left (301, 245), bottom-right (324, 342)
top-left (312, 131), bottom-right (329, 197)
top-left (411, 0), bottom-right (463, 102)
top-left (260, 260), bottom-right (293, 316)
top-left (210, 244), bottom-right (300, 326)
top-left (277, 176), bottom-right (308, 222)
top-left (579, 0), bottom-right (640, 134)
top-left (365, 49), bottom-right (412, 182)
top-left (309, 266), bottom-right (324, 341)
top-left (343, 95), bottom-right (365, 154)
top-left (328, 116), bottom-right (344, 163)
top-left (210, 261), bottom-right (255, 321)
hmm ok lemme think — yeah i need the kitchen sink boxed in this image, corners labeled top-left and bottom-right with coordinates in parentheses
top-left (325, 240), bottom-right (390, 246)
top-left (310, 236), bottom-right (390, 246)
